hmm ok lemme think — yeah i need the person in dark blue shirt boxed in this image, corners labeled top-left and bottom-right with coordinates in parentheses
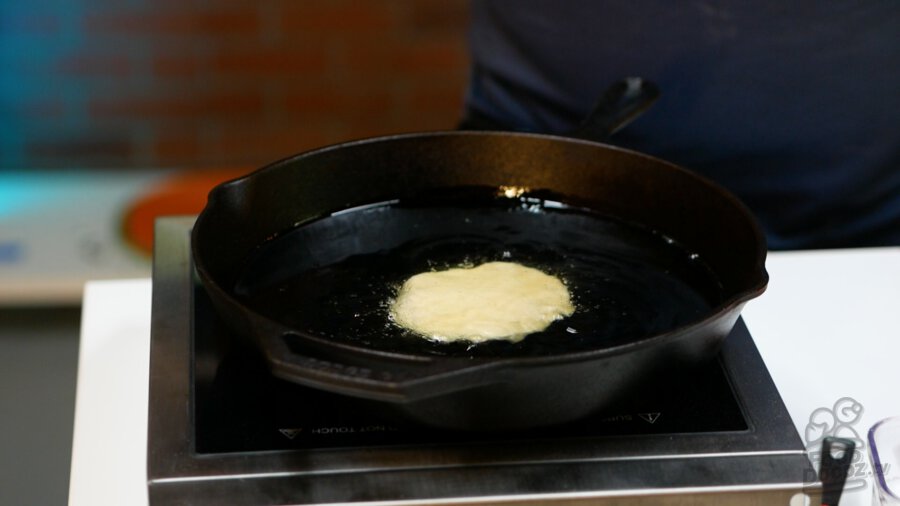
top-left (464, 1), bottom-right (900, 249)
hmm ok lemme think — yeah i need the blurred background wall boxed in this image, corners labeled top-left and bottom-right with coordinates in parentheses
top-left (0, 0), bottom-right (470, 170)
top-left (0, 4), bottom-right (468, 504)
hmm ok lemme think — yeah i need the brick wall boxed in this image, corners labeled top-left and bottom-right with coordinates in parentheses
top-left (0, 1), bottom-right (470, 169)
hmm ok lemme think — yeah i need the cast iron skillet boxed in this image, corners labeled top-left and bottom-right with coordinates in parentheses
top-left (192, 80), bottom-right (768, 431)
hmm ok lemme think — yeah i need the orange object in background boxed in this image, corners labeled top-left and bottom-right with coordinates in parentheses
top-left (122, 168), bottom-right (251, 255)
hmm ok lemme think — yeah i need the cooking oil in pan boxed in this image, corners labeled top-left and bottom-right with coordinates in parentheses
top-left (234, 187), bottom-right (724, 358)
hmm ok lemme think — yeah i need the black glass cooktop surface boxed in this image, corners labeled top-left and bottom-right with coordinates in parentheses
top-left (193, 283), bottom-right (748, 454)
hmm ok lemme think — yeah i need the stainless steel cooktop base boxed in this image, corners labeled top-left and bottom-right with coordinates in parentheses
top-left (148, 217), bottom-right (821, 505)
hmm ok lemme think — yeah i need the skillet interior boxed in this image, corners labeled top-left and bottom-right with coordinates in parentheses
top-left (193, 132), bottom-right (767, 362)
top-left (233, 187), bottom-right (725, 358)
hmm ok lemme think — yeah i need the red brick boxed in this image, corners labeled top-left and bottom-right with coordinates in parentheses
top-left (408, 0), bottom-right (470, 36)
top-left (279, 2), bottom-right (396, 34)
top-left (90, 93), bottom-right (263, 120)
top-left (392, 40), bottom-right (467, 72)
top-left (154, 130), bottom-right (200, 164)
top-left (341, 120), bottom-right (406, 141)
top-left (346, 102), bottom-right (459, 135)
top-left (56, 54), bottom-right (132, 77)
top-left (26, 135), bottom-right (133, 167)
top-left (84, 9), bottom-right (260, 37)
top-left (283, 89), bottom-right (395, 118)
top-left (153, 55), bottom-right (204, 78)
top-left (9, 1), bottom-right (471, 170)
top-left (341, 39), bottom-right (467, 77)
top-left (212, 48), bottom-right (328, 76)
top-left (407, 86), bottom-right (466, 118)
top-left (339, 44), bottom-right (395, 74)
top-left (204, 125), bottom-right (337, 166)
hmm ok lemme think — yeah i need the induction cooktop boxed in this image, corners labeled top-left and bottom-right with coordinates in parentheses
top-left (148, 217), bottom-right (821, 505)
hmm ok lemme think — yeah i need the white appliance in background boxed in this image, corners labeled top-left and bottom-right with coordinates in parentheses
top-left (0, 167), bottom-right (247, 307)
top-left (0, 170), bottom-right (167, 305)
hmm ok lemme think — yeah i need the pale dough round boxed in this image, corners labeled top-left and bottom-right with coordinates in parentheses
top-left (390, 261), bottom-right (574, 343)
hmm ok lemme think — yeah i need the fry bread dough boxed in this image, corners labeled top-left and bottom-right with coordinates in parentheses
top-left (390, 261), bottom-right (574, 343)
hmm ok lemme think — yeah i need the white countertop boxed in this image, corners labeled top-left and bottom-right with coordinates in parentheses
top-left (68, 248), bottom-right (900, 506)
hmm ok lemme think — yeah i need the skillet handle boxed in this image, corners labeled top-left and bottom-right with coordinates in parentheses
top-left (819, 436), bottom-right (855, 506)
top-left (569, 77), bottom-right (660, 142)
top-left (265, 331), bottom-right (507, 403)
